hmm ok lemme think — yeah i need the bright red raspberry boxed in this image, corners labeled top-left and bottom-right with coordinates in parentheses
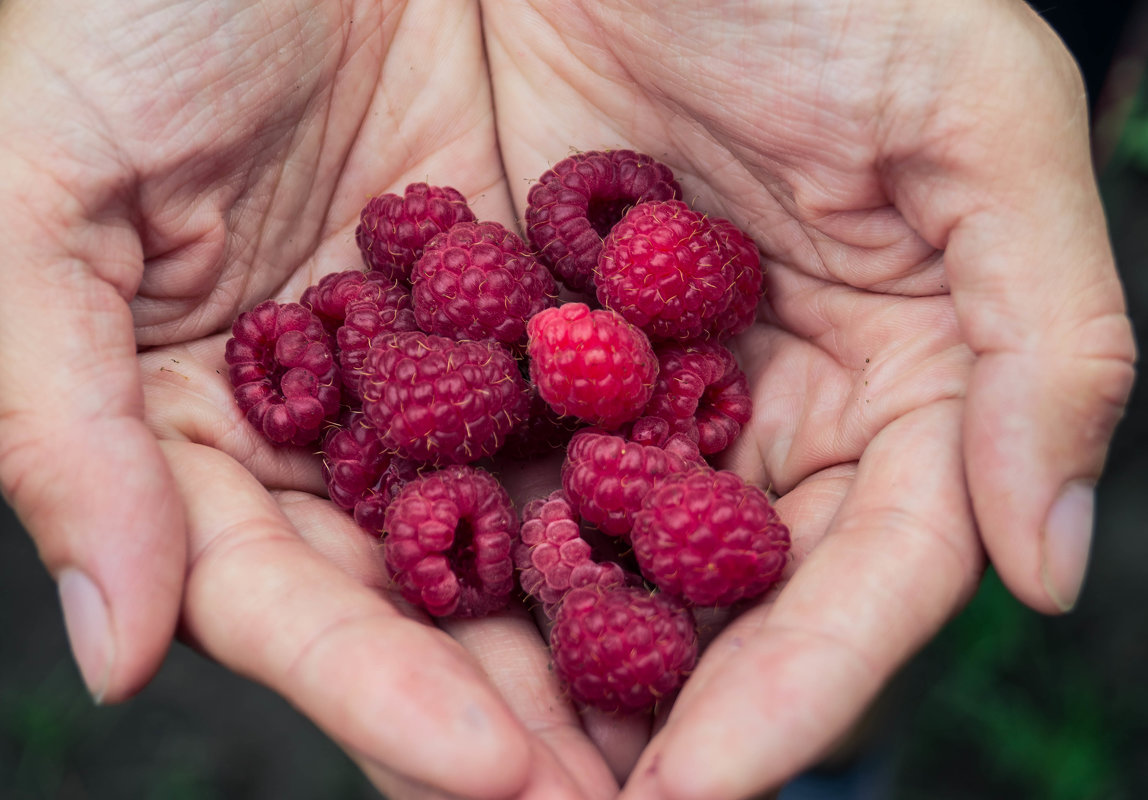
top-left (225, 300), bottom-right (341, 446)
top-left (639, 341), bottom-right (752, 455)
top-left (525, 150), bottom-right (681, 293)
top-left (561, 429), bottom-right (689, 536)
top-left (412, 221), bottom-right (556, 344)
top-left (514, 491), bottom-right (632, 619)
top-left (631, 467), bottom-right (790, 606)
top-left (335, 282), bottom-right (419, 399)
top-left (355, 183), bottom-right (476, 281)
top-left (709, 217), bottom-right (764, 339)
top-left (526, 303), bottom-right (657, 429)
top-left (359, 332), bottom-right (530, 465)
top-left (549, 585), bottom-right (698, 713)
top-left (382, 466), bottom-right (518, 617)
top-left (596, 200), bottom-right (736, 341)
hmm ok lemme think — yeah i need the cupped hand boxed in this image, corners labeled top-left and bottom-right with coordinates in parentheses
top-left (0, 1), bottom-right (633, 797)
top-left (483, 0), bottom-right (1136, 797)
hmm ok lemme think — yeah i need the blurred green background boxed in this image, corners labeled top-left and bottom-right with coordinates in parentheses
top-left (3, 2), bottom-right (1147, 798)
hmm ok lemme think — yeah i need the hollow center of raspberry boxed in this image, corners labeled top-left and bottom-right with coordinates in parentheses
top-left (581, 525), bottom-right (641, 576)
top-left (586, 197), bottom-right (634, 239)
top-left (448, 518), bottom-right (481, 590)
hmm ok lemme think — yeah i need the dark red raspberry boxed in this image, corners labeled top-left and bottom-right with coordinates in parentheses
top-left (225, 300), bottom-right (341, 446)
top-left (382, 466), bottom-right (518, 617)
top-left (525, 150), bottom-right (681, 293)
top-left (626, 417), bottom-right (707, 466)
top-left (639, 341), bottom-right (752, 455)
top-left (595, 200), bottom-right (735, 341)
top-left (549, 585), bottom-right (698, 713)
top-left (526, 303), bottom-right (658, 429)
top-left (412, 221), bottom-right (556, 344)
top-left (631, 467), bottom-right (790, 606)
top-left (359, 332), bottom-right (530, 465)
top-left (355, 183), bottom-right (476, 281)
top-left (322, 410), bottom-right (420, 515)
top-left (709, 218), bottom-right (764, 339)
top-left (301, 269), bottom-right (390, 334)
top-left (514, 491), bottom-right (632, 619)
top-left (561, 429), bottom-right (689, 537)
top-left (335, 282), bottom-right (419, 399)
top-left (498, 388), bottom-right (585, 459)
top-left (353, 457), bottom-right (429, 536)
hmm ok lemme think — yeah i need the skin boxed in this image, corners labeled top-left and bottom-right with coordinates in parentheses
top-left (0, 1), bottom-right (1135, 798)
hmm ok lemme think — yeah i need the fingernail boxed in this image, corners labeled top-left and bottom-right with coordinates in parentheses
top-left (1041, 482), bottom-right (1095, 612)
top-left (57, 568), bottom-right (113, 702)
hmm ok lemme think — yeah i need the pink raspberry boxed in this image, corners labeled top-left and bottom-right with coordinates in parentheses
top-left (322, 410), bottom-right (420, 514)
top-left (625, 417), bottom-right (707, 466)
top-left (335, 282), bottom-right (419, 399)
top-left (382, 466), bottom-right (518, 617)
top-left (412, 220), bottom-right (556, 344)
top-left (526, 303), bottom-right (657, 429)
top-left (630, 467), bottom-right (790, 606)
top-left (709, 217), bottom-right (764, 339)
top-left (561, 429), bottom-right (689, 536)
top-left (359, 332), bottom-right (530, 465)
top-left (514, 490), bottom-right (632, 619)
top-left (639, 341), bottom-right (752, 455)
top-left (525, 150), bottom-right (681, 293)
top-left (355, 183), bottom-right (476, 281)
top-left (549, 585), bottom-right (698, 713)
top-left (225, 300), bottom-right (341, 446)
top-left (595, 200), bottom-right (735, 341)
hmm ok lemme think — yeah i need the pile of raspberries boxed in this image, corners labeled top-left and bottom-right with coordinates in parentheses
top-left (224, 150), bottom-right (790, 713)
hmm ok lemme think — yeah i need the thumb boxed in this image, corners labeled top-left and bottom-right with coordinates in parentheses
top-left (882, 5), bottom-right (1136, 613)
top-left (0, 157), bottom-right (185, 702)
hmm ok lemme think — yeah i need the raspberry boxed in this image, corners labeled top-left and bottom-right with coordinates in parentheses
top-left (355, 183), bottom-right (476, 281)
top-left (225, 300), bottom-right (341, 445)
top-left (359, 332), bottom-right (530, 465)
top-left (562, 429), bottom-right (689, 536)
top-left (301, 269), bottom-right (391, 334)
top-left (525, 150), bottom-right (681, 293)
top-left (335, 283), bottom-right (419, 399)
top-left (498, 388), bottom-right (584, 459)
top-left (412, 221), bottom-right (556, 344)
top-left (382, 465), bottom-right (518, 617)
top-left (514, 491), bottom-right (632, 618)
top-left (352, 457), bottom-right (429, 536)
top-left (630, 467), bottom-right (790, 606)
top-left (709, 217), bottom-right (764, 339)
top-left (322, 410), bottom-right (420, 514)
top-left (526, 303), bottom-right (658, 429)
top-left (549, 585), bottom-right (698, 713)
top-left (596, 200), bottom-right (735, 341)
top-left (639, 341), bottom-right (752, 455)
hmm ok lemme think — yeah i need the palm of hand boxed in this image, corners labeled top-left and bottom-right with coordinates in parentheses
top-left (3, 0), bottom-right (1122, 798)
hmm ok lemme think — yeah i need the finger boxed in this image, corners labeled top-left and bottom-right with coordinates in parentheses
top-left (279, 487), bottom-right (636, 798)
top-left (620, 401), bottom-right (983, 800)
top-left (444, 612), bottom-right (623, 799)
top-left (879, 4), bottom-right (1136, 612)
top-left (0, 161), bottom-right (184, 703)
top-left (164, 440), bottom-right (532, 800)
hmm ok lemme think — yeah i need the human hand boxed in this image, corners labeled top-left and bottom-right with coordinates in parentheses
top-left (482, 0), bottom-right (1136, 797)
top-left (0, 1), bottom-right (635, 797)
